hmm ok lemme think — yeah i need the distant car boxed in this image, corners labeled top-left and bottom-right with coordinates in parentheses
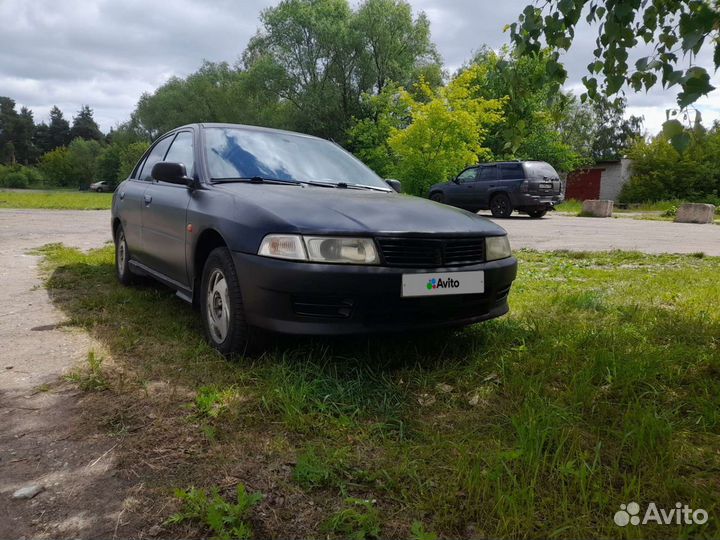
top-left (111, 123), bottom-right (517, 355)
top-left (428, 161), bottom-right (564, 218)
top-left (89, 181), bottom-right (113, 192)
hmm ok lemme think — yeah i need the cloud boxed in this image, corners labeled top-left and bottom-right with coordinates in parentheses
top-left (1, 0), bottom-right (717, 134)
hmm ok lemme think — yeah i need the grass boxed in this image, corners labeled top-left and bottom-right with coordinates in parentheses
top-left (38, 244), bottom-right (720, 538)
top-left (0, 189), bottom-right (112, 209)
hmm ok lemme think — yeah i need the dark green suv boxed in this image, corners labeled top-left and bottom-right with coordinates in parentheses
top-left (428, 161), bottom-right (564, 218)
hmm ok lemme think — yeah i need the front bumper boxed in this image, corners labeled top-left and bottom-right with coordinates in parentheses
top-left (232, 252), bottom-right (518, 335)
top-left (511, 192), bottom-right (564, 209)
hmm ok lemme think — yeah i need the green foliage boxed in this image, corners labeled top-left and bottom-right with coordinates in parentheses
top-left (0, 191), bottom-right (113, 210)
top-left (135, 0), bottom-right (438, 143)
top-left (323, 498), bottom-right (381, 540)
top-left (510, 0), bottom-right (719, 107)
top-left (347, 83), bottom-right (411, 177)
top-left (166, 484), bottom-right (263, 540)
top-left (0, 165), bottom-right (44, 188)
top-left (388, 66), bottom-right (504, 195)
top-left (40, 147), bottom-right (75, 186)
top-left (64, 351), bottom-right (108, 392)
top-left (621, 124), bottom-right (720, 203)
top-left (509, 1), bottom-right (719, 152)
top-left (118, 141), bottom-right (149, 180)
top-left (67, 138), bottom-right (103, 184)
top-left (410, 521), bottom-right (437, 540)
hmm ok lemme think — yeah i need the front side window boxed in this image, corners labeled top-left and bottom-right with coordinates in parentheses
top-left (456, 167), bottom-right (478, 183)
top-left (204, 127), bottom-right (389, 189)
top-left (139, 136), bottom-right (173, 181)
top-left (164, 131), bottom-right (195, 178)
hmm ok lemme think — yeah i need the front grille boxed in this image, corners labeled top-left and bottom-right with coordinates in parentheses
top-left (376, 237), bottom-right (485, 268)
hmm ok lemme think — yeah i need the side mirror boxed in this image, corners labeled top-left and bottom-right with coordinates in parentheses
top-left (152, 162), bottom-right (193, 187)
top-left (385, 178), bottom-right (402, 193)
top-left (451, 177), bottom-right (460, 184)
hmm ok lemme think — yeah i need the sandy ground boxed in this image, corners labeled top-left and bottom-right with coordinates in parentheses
top-left (0, 209), bottom-right (133, 539)
top-left (0, 208), bottom-right (718, 539)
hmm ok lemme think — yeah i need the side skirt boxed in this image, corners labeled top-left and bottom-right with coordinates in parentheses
top-left (128, 260), bottom-right (194, 304)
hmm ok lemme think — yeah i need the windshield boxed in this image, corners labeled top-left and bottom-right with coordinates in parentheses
top-left (204, 127), bottom-right (389, 189)
top-left (524, 161), bottom-right (559, 179)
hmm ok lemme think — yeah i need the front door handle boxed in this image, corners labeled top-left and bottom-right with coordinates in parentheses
top-left (144, 194), bottom-right (152, 205)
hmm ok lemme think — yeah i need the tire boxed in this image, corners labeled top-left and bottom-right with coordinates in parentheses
top-left (430, 192), bottom-right (444, 203)
top-left (115, 225), bottom-right (138, 286)
top-left (527, 209), bottom-right (547, 219)
top-left (200, 247), bottom-right (261, 356)
top-left (490, 193), bottom-right (513, 218)
top-left (96, 187), bottom-right (104, 193)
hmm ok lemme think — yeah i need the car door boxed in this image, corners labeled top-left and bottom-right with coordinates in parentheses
top-left (473, 164), bottom-right (498, 209)
top-left (115, 154), bottom-right (154, 262)
top-left (446, 167), bottom-right (479, 208)
top-left (141, 131), bottom-right (195, 287)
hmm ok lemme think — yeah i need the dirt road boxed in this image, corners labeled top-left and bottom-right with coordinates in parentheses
top-left (0, 209), bottom-right (128, 539)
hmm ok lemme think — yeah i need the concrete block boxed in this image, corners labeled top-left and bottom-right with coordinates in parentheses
top-left (675, 203), bottom-right (716, 224)
top-left (581, 199), bottom-right (614, 217)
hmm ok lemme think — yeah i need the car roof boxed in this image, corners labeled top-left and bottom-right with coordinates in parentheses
top-left (174, 122), bottom-right (326, 142)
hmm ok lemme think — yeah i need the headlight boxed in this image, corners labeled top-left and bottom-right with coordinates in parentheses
top-left (304, 236), bottom-right (379, 264)
top-left (257, 235), bottom-right (379, 264)
top-left (257, 234), bottom-right (307, 261)
top-left (486, 235), bottom-right (511, 261)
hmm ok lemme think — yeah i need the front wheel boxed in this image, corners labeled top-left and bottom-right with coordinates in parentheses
top-left (200, 247), bottom-right (262, 356)
top-left (527, 209), bottom-right (547, 219)
top-left (490, 193), bottom-right (513, 218)
top-left (430, 192), bottom-right (444, 203)
top-left (115, 225), bottom-right (138, 285)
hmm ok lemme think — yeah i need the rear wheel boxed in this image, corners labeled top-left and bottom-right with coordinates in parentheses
top-left (430, 192), bottom-right (444, 203)
top-left (527, 208), bottom-right (547, 219)
top-left (490, 193), bottom-right (513, 218)
top-left (200, 247), bottom-right (264, 356)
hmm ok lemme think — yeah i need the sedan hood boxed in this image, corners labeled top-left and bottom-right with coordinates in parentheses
top-left (217, 183), bottom-right (507, 236)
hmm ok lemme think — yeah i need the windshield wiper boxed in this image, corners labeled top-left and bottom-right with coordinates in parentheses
top-left (302, 180), bottom-right (390, 192)
top-left (211, 176), bottom-right (302, 186)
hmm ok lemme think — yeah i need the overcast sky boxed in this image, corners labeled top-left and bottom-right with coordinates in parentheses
top-left (2, 0), bottom-right (718, 135)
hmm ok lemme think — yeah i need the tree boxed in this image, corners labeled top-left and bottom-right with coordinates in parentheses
top-left (40, 146), bottom-right (74, 186)
top-left (14, 107), bottom-right (38, 164)
top-left (589, 96), bottom-right (643, 161)
top-left (70, 105), bottom-right (103, 141)
top-left (0, 97), bottom-right (19, 165)
top-left (509, 1), bottom-right (720, 148)
top-left (461, 48), bottom-right (588, 172)
top-left (47, 106), bottom-right (71, 150)
top-left (354, 0), bottom-right (439, 93)
top-left (387, 66), bottom-right (505, 195)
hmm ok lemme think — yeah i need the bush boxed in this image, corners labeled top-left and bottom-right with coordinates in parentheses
top-left (620, 127), bottom-right (720, 203)
top-left (1, 171), bottom-right (28, 188)
top-left (0, 165), bottom-right (45, 188)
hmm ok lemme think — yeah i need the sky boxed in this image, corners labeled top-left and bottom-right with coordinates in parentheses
top-left (1, 0), bottom-right (719, 135)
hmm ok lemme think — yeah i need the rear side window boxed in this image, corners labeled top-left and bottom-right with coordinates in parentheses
top-left (478, 165), bottom-right (497, 181)
top-left (164, 131), bottom-right (195, 178)
top-left (139, 136), bottom-right (173, 181)
top-left (524, 161), bottom-right (559, 179)
top-left (499, 163), bottom-right (524, 180)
